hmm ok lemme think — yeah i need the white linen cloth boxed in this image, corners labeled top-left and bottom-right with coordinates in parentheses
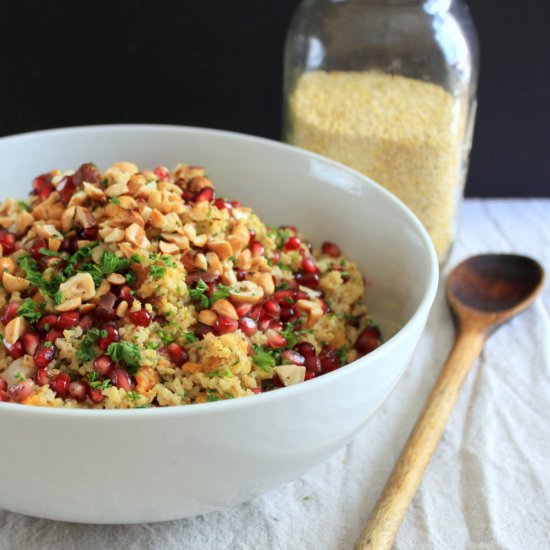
top-left (1, 199), bottom-right (549, 550)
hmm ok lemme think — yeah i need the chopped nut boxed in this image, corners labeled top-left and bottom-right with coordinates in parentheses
top-left (135, 365), bottom-right (160, 394)
top-left (198, 309), bottom-right (217, 326)
top-left (193, 234), bottom-right (208, 247)
top-left (117, 196), bottom-right (138, 210)
top-left (83, 182), bottom-right (106, 201)
top-left (228, 280), bottom-right (264, 304)
top-left (106, 273), bottom-right (126, 285)
top-left (206, 252), bottom-right (223, 275)
top-left (188, 176), bottom-right (212, 193)
top-left (150, 209), bottom-right (165, 228)
top-left (116, 300), bottom-right (129, 317)
top-left (4, 317), bottom-right (28, 345)
top-left (67, 191), bottom-right (88, 207)
top-left (35, 223), bottom-right (61, 240)
top-left (48, 238), bottom-right (63, 252)
top-left (125, 223), bottom-right (150, 249)
top-left (94, 279), bottom-right (112, 299)
top-left (59, 272), bottom-right (96, 301)
top-left (221, 269), bottom-right (238, 286)
top-left (0, 257), bottom-right (16, 275)
top-left (159, 241), bottom-right (179, 255)
top-left (206, 240), bottom-right (233, 261)
top-left (232, 221), bottom-right (251, 248)
top-left (55, 297), bottom-right (82, 312)
top-left (2, 272), bottom-right (30, 293)
top-left (112, 162), bottom-right (139, 175)
top-left (194, 253), bottom-right (208, 271)
top-left (248, 272), bottom-right (274, 295)
top-left (295, 299), bottom-right (324, 328)
top-left (274, 365), bottom-right (306, 386)
top-left (75, 206), bottom-right (96, 228)
top-left (228, 235), bottom-right (243, 255)
top-left (236, 249), bottom-right (252, 270)
top-left (161, 233), bottom-right (190, 250)
top-left (101, 227), bottom-right (125, 243)
top-left (79, 303), bottom-right (96, 314)
top-left (15, 211), bottom-right (35, 234)
top-left (60, 206), bottom-right (77, 232)
top-left (212, 299), bottom-right (238, 320)
top-left (105, 182), bottom-right (130, 198)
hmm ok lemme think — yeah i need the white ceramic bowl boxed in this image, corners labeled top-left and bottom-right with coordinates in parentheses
top-left (0, 125), bottom-right (438, 523)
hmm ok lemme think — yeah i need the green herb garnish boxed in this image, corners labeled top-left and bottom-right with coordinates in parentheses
top-left (77, 328), bottom-right (100, 362)
top-left (16, 299), bottom-right (43, 324)
top-left (189, 279), bottom-right (209, 309)
top-left (106, 341), bottom-right (141, 373)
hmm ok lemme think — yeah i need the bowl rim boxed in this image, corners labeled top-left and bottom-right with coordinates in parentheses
top-left (0, 123), bottom-right (439, 418)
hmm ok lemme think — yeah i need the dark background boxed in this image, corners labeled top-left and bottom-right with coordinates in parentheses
top-left (0, 0), bottom-right (547, 197)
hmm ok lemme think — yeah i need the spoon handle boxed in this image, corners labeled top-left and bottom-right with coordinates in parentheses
top-left (354, 328), bottom-right (486, 550)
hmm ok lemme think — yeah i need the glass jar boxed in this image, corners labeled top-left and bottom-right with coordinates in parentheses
top-left (283, 0), bottom-right (479, 263)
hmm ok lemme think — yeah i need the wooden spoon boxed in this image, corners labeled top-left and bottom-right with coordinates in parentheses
top-left (355, 254), bottom-right (545, 550)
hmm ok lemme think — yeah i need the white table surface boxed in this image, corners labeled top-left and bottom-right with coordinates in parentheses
top-left (1, 199), bottom-right (549, 550)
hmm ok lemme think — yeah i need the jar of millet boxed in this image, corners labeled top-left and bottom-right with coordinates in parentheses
top-left (283, 0), bottom-right (479, 263)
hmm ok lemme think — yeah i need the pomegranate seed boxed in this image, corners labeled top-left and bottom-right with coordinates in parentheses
top-left (251, 387), bottom-right (262, 394)
top-left (249, 305), bottom-right (262, 322)
top-left (59, 237), bottom-right (79, 254)
top-left (195, 323), bottom-right (213, 339)
top-left (0, 390), bottom-right (8, 402)
top-left (153, 166), bottom-right (170, 181)
top-left (304, 371), bottom-right (316, 380)
top-left (78, 226), bottom-right (99, 240)
top-left (94, 292), bottom-right (118, 322)
top-left (295, 271), bottom-right (320, 290)
top-left (230, 200), bottom-right (241, 208)
top-left (321, 241), bottom-right (341, 257)
top-left (249, 229), bottom-right (256, 241)
top-left (119, 285), bottom-right (134, 306)
top-left (167, 343), bottom-right (188, 367)
top-left (38, 314), bottom-right (58, 331)
top-left (213, 316), bottom-right (239, 335)
top-left (301, 257), bottom-right (318, 274)
top-left (279, 307), bottom-right (295, 322)
top-left (45, 328), bottom-right (63, 343)
top-left (270, 321), bottom-right (284, 331)
top-left (35, 367), bottom-right (50, 386)
top-left (250, 241), bottom-right (265, 258)
top-left (213, 198), bottom-right (232, 211)
top-left (68, 380), bottom-right (88, 402)
top-left (266, 329), bottom-right (286, 349)
top-left (22, 332), bottom-right (40, 356)
top-left (78, 314), bottom-right (94, 331)
top-left (281, 349), bottom-right (305, 366)
top-left (34, 342), bottom-right (56, 368)
top-left (193, 187), bottom-right (214, 203)
top-left (4, 337), bottom-right (24, 359)
top-left (0, 378), bottom-right (7, 391)
top-left (110, 368), bottom-right (133, 391)
top-left (0, 229), bottom-right (16, 256)
top-left (50, 373), bottom-right (71, 398)
top-left (56, 311), bottom-right (80, 329)
top-left (238, 317), bottom-right (257, 336)
top-left (319, 345), bottom-right (337, 362)
top-left (284, 236), bottom-right (301, 251)
top-left (258, 317), bottom-right (273, 331)
top-left (128, 309), bottom-right (152, 327)
top-left (355, 326), bottom-right (381, 355)
top-left (263, 299), bottom-right (281, 318)
top-left (98, 323), bottom-right (120, 351)
top-left (235, 268), bottom-right (247, 281)
top-left (94, 355), bottom-right (115, 376)
top-left (88, 387), bottom-right (105, 403)
top-left (29, 238), bottom-right (48, 261)
top-left (1, 302), bottom-right (19, 326)
top-left (56, 175), bottom-right (77, 203)
top-left (304, 355), bottom-right (322, 375)
top-left (235, 303), bottom-right (252, 318)
top-left (9, 379), bottom-right (35, 402)
top-left (274, 290), bottom-right (294, 304)
top-left (295, 342), bottom-right (316, 358)
top-left (321, 360), bottom-right (340, 373)
top-left (32, 173), bottom-right (52, 192)
top-left (72, 162), bottom-right (101, 185)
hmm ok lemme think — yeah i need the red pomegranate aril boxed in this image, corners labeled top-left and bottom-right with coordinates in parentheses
top-left (50, 373), bottom-right (71, 398)
top-left (263, 299), bottom-right (281, 318)
top-left (355, 326), bottom-right (381, 355)
top-left (279, 307), bottom-right (295, 322)
top-left (301, 257), bottom-right (318, 274)
top-left (119, 285), bottom-right (134, 306)
top-left (78, 314), bottom-right (94, 331)
top-left (94, 354), bottom-right (115, 376)
top-left (34, 342), bottom-right (56, 368)
top-left (281, 349), bottom-right (305, 366)
top-left (110, 368), bottom-right (134, 391)
top-left (94, 292), bottom-right (118, 322)
top-left (56, 175), bottom-right (77, 203)
top-left (68, 380), bottom-right (88, 402)
top-left (0, 378), bottom-right (7, 391)
top-left (1, 302), bottom-right (20, 325)
top-left (4, 338), bottom-right (25, 359)
top-left (32, 173), bottom-right (51, 192)
top-left (72, 162), bottom-right (101, 185)
top-left (238, 317), bottom-right (257, 336)
top-left (213, 198), bottom-right (232, 211)
top-left (30, 238), bottom-right (48, 260)
top-left (249, 305), bottom-right (262, 322)
top-left (98, 323), bottom-right (120, 351)
top-left (321, 359), bottom-right (340, 374)
top-left (78, 226), bottom-right (99, 240)
top-left (251, 387), bottom-right (262, 394)
top-left (230, 200), bottom-right (241, 208)
top-left (45, 328), bottom-right (63, 343)
top-left (213, 316), bottom-right (239, 335)
top-left (319, 345), bottom-right (337, 362)
top-left (35, 367), bottom-right (50, 386)
top-left (153, 166), bottom-right (170, 182)
top-left (284, 236), bottom-right (301, 251)
top-left (235, 303), bottom-right (252, 318)
top-left (9, 379), bottom-right (35, 403)
top-left (266, 329), bottom-right (287, 349)
top-left (296, 271), bottom-right (320, 290)
top-left (250, 241), bottom-right (265, 258)
top-left (235, 268), bottom-right (247, 282)
top-left (270, 321), bottom-right (284, 331)
top-left (56, 311), bottom-right (80, 329)
top-left (88, 387), bottom-right (105, 404)
top-left (0, 390), bottom-right (8, 402)
top-left (258, 317), bottom-right (273, 332)
top-left (294, 341), bottom-right (316, 358)
top-left (304, 371), bottom-right (316, 381)
top-left (193, 187), bottom-right (214, 203)
top-left (274, 290), bottom-right (294, 304)
top-left (37, 314), bottom-right (58, 331)
top-left (22, 332), bottom-right (40, 356)
top-left (0, 229), bottom-right (16, 256)
top-left (321, 241), bottom-right (341, 257)
top-left (128, 309), bottom-right (152, 328)
top-left (195, 322), bottom-right (213, 339)
top-left (167, 343), bottom-right (188, 367)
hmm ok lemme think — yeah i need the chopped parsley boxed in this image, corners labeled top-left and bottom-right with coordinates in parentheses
top-left (210, 284), bottom-right (231, 304)
top-left (109, 197), bottom-right (121, 205)
top-left (77, 328), bottom-right (100, 362)
top-left (252, 346), bottom-right (278, 372)
top-left (100, 251), bottom-right (129, 274)
top-left (107, 341), bottom-right (141, 373)
top-left (149, 264), bottom-right (166, 279)
top-left (130, 254), bottom-right (142, 264)
top-left (336, 347), bottom-right (347, 366)
top-left (189, 279), bottom-right (209, 309)
top-left (16, 299), bottom-right (43, 324)
top-left (54, 290), bottom-right (65, 306)
top-left (207, 367), bottom-right (232, 378)
top-left (14, 372), bottom-right (25, 382)
top-left (38, 248), bottom-right (66, 258)
top-left (183, 332), bottom-right (198, 344)
top-left (18, 200), bottom-right (30, 212)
